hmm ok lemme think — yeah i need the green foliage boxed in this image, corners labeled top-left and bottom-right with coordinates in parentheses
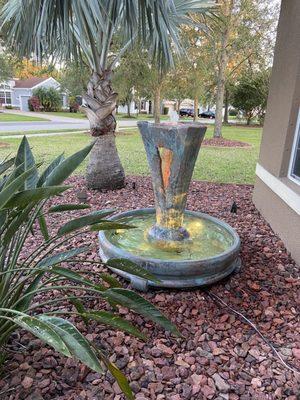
top-left (231, 70), bottom-right (270, 124)
top-left (0, 136), bottom-right (178, 399)
top-left (1, 1), bottom-right (216, 74)
top-left (33, 87), bottom-right (61, 112)
top-left (113, 49), bottom-right (152, 115)
top-left (0, 53), bottom-right (12, 81)
top-left (59, 62), bottom-right (89, 97)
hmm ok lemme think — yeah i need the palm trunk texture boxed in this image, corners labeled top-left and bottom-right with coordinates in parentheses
top-left (84, 71), bottom-right (125, 190)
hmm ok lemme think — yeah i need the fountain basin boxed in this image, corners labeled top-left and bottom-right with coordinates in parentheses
top-left (98, 208), bottom-right (241, 291)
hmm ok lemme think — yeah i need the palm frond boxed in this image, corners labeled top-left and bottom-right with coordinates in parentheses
top-left (1, 0), bottom-right (216, 72)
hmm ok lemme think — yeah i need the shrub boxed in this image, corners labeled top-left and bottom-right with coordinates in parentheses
top-left (0, 137), bottom-right (178, 399)
top-left (33, 87), bottom-right (61, 111)
top-left (28, 95), bottom-right (41, 112)
top-left (69, 96), bottom-right (80, 113)
top-left (231, 69), bottom-right (270, 125)
top-left (229, 108), bottom-right (238, 116)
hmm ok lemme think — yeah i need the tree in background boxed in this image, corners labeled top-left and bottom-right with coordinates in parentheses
top-left (204, 0), bottom-right (278, 138)
top-left (231, 69), bottom-right (270, 125)
top-left (1, 0), bottom-right (215, 191)
top-left (113, 49), bottom-right (150, 118)
top-left (13, 58), bottom-right (58, 79)
top-left (59, 62), bottom-right (90, 98)
top-left (0, 53), bottom-right (11, 81)
top-left (163, 64), bottom-right (190, 113)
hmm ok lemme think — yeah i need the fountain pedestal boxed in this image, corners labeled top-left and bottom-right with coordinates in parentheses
top-left (138, 122), bottom-right (205, 247)
top-left (98, 122), bottom-right (241, 291)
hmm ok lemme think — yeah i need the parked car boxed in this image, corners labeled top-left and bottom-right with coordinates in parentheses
top-left (179, 108), bottom-right (194, 117)
top-left (199, 110), bottom-right (215, 119)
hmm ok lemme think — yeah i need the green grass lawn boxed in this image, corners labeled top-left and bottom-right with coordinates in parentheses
top-left (0, 125), bottom-right (261, 184)
top-left (45, 111), bottom-right (87, 119)
top-left (0, 112), bottom-right (48, 122)
top-left (0, 128), bottom-right (87, 137)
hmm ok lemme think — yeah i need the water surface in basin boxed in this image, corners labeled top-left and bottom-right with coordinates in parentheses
top-left (106, 213), bottom-right (234, 261)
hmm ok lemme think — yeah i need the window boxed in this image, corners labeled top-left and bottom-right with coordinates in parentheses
top-left (5, 92), bottom-right (11, 105)
top-left (0, 91), bottom-right (5, 105)
top-left (0, 84), bottom-right (11, 90)
top-left (289, 108), bottom-right (300, 183)
top-left (0, 90), bottom-right (11, 105)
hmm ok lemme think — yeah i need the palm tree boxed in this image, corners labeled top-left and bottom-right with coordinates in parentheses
top-left (1, 0), bottom-right (215, 190)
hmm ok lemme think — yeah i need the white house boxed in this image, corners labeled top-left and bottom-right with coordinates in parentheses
top-left (0, 77), bottom-right (67, 111)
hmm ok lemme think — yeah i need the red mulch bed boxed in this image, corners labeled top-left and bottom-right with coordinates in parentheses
top-left (1, 176), bottom-right (299, 400)
top-left (202, 138), bottom-right (250, 148)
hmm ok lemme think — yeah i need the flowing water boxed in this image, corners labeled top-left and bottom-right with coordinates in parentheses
top-left (106, 213), bottom-right (234, 261)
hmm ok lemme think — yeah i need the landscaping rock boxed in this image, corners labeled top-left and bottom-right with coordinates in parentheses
top-left (2, 177), bottom-right (299, 399)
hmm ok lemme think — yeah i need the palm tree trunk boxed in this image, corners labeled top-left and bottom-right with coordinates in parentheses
top-left (84, 71), bottom-right (125, 190)
top-left (154, 84), bottom-right (161, 123)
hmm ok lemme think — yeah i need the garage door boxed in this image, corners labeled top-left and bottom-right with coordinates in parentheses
top-left (20, 96), bottom-right (30, 111)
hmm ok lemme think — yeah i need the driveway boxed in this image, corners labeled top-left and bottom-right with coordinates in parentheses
top-left (0, 110), bottom-right (138, 132)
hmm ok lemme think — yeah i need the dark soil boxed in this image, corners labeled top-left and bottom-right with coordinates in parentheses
top-left (202, 138), bottom-right (251, 148)
top-left (1, 176), bottom-right (299, 400)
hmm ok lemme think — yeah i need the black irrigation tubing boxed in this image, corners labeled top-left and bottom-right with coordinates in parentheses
top-left (203, 288), bottom-right (300, 375)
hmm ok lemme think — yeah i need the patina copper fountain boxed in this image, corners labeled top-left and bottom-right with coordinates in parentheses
top-left (99, 121), bottom-right (240, 291)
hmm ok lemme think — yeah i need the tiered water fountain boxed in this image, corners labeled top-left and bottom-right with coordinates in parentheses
top-left (99, 120), bottom-right (240, 291)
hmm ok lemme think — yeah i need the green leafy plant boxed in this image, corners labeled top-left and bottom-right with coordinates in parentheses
top-left (33, 87), bottom-right (61, 111)
top-left (0, 137), bottom-right (179, 399)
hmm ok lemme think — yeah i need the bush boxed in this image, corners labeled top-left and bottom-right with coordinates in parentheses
top-left (33, 87), bottom-right (61, 111)
top-left (0, 138), bottom-right (178, 399)
top-left (229, 108), bottom-right (238, 116)
top-left (4, 105), bottom-right (13, 110)
top-left (28, 95), bottom-right (41, 112)
top-left (231, 69), bottom-right (270, 125)
top-left (69, 96), bottom-right (80, 112)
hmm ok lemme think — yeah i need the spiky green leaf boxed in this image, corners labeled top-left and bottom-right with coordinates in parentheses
top-left (14, 315), bottom-right (71, 357)
top-left (102, 288), bottom-right (180, 336)
top-left (4, 186), bottom-right (70, 208)
top-left (58, 209), bottom-right (115, 236)
top-left (36, 247), bottom-right (89, 269)
top-left (106, 259), bottom-right (161, 283)
top-left (83, 311), bottom-right (146, 340)
top-left (37, 153), bottom-right (64, 187)
top-left (39, 316), bottom-right (103, 373)
top-left (14, 136), bottom-right (38, 189)
top-left (49, 203), bottom-right (91, 213)
top-left (44, 143), bottom-right (93, 186)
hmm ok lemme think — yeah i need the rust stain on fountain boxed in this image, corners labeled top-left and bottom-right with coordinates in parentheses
top-left (159, 147), bottom-right (173, 190)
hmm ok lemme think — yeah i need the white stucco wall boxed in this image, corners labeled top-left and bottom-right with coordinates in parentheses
top-left (12, 88), bottom-right (31, 107)
top-left (11, 78), bottom-right (62, 110)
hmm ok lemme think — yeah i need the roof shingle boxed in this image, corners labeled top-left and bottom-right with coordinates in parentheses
top-left (14, 77), bottom-right (50, 89)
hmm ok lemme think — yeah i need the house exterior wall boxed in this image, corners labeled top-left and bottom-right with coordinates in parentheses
top-left (3, 78), bottom-right (62, 110)
top-left (12, 88), bottom-right (31, 108)
top-left (253, 0), bottom-right (300, 264)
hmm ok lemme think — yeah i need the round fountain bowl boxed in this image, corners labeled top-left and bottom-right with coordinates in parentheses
top-left (98, 208), bottom-right (241, 291)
